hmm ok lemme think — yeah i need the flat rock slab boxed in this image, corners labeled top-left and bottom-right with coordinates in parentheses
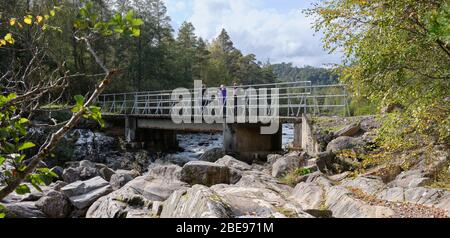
top-left (160, 185), bottom-right (233, 218)
top-left (180, 161), bottom-right (230, 186)
top-left (213, 185), bottom-right (312, 218)
top-left (61, 176), bottom-right (112, 210)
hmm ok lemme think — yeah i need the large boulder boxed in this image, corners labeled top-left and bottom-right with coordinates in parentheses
top-left (267, 154), bottom-right (283, 165)
top-left (103, 150), bottom-right (152, 173)
top-left (147, 164), bottom-right (182, 180)
top-left (324, 185), bottom-right (395, 218)
top-left (160, 185), bottom-right (233, 218)
top-left (35, 190), bottom-right (72, 218)
top-left (390, 169), bottom-right (431, 188)
top-left (212, 185), bottom-right (312, 218)
top-left (99, 167), bottom-right (116, 182)
top-left (334, 122), bottom-right (361, 137)
top-left (61, 176), bottom-right (113, 210)
top-left (110, 173), bottom-right (134, 190)
top-left (291, 175), bottom-right (395, 218)
top-left (180, 161), bottom-right (230, 186)
top-left (87, 175), bottom-right (189, 218)
top-left (215, 156), bottom-right (252, 171)
top-left (341, 176), bottom-right (386, 196)
top-left (326, 136), bottom-right (365, 153)
top-left (199, 147), bottom-right (225, 162)
top-left (215, 156), bottom-right (251, 184)
top-left (271, 153), bottom-right (308, 178)
top-left (291, 182), bottom-right (326, 211)
top-left (377, 186), bottom-right (450, 216)
top-left (236, 170), bottom-right (292, 197)
top-left (62, 160), bottom-right (100, 183)
top-left (2, 202), bottom-right (46, 218)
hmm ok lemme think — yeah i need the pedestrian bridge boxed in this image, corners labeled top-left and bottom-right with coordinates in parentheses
top-left (98, 82), bottom-right (349, 162)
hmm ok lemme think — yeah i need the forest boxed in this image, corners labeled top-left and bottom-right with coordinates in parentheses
top-left (0, 0), bottom-right (448, 220)
top-left (0, 0), bottom-right (341, 100)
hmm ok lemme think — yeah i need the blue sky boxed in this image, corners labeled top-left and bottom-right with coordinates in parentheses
top-left (162, 0), bottom-right (341, 67)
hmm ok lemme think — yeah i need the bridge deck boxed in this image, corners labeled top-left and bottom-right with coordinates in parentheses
top-left (99, 82), bottom-right (350, 121)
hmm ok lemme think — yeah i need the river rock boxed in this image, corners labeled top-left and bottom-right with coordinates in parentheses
top-left (199, 147), bottom-right (225, 162)
top-left (180, 161), bottom-right (230, 186)
top-left (326, 136), bottom-right (365, 153)
top-left (61, 176), bottom-right (112, 210)
top-left (341, 176), bottom-right (386, 195)
top-left (236, 170), bottom-right (292, 196)
top-left (325, 185), bottom-right (395, 218)
top-left (110, 173), bottom-right (134, 190)
top-left (334, 122), bottom-right (361, 137)
top-left (86, 176), bottom-right (189, 218)
top-left (103, 150), bottom-right (151, 173)
top-left (290, 182), bottom-right (326, 211)
top-left (212, 185), bottom-right (312, 218)
top-left (160, 185), bottom-right (233, 218)
top-left (271, 153), bottom-right (308, 178)
top-left (267, 154), bottom-right (283, 165)
top-left (377, 186), bottom-right (450, 215)
top-left (215, 155), bottom-right (252, 171)
top-left (215, 156), bottom-right (252, 184)
top-left (391, 169), bottom-right (431, 188)
top-left (70, 129), bottom-right (117, 162)
top-left (99, 167), bottom-right (116, 182)
top-left (51, 166), bottom-right (64, 180)
top-left (62, 160), bottom-right (100, 183)
top-left (50, 181), bottom-right (68, 191)
top-left (2, 202), bottom-right (46, 218)
top-left (147, 164), bottom-right (182, 180)
top-left (362, 164), bottom-right (402, 183)
top-left (35, 190), bottom-right (72, 218)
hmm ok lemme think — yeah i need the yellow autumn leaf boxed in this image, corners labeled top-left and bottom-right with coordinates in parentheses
top-left (50, 10), bottom-right (56, 17)
top-left (10, 18), bottom-right (16, 26)
top-left (24, 15), bottom-right (33, 25)
top-left (44, 15), bottom-right (50, 20)
top-left (36, 15), bottom-right (43, 23)
top-left (0, 39), bottom-right (6, 46)
top-left (4, 33), bottom-right (15, 45)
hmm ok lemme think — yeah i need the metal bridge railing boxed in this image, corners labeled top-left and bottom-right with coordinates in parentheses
top-left (98, 82), bottom-right (350, 118)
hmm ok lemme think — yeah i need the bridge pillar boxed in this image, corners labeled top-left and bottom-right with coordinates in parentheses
top-left (125, 116), bottom-right (137, 142)
top-left (292, 121), bottom-right (302, 150)
top-left (223, 123), bottom-right (282, 163)
top-left (125, 116), bottom-right (178, 151)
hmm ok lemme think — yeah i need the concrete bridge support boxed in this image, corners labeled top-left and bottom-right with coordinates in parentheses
top-left (292, 122), bottom-right (302, 150)
top-left (223, 123), bottom-right (283, 163)
top-left (125, 116), bottom-right (179, 152)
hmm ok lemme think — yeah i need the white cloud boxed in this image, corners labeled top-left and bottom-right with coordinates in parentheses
top-left (188, 0), bottom-right (341, 67)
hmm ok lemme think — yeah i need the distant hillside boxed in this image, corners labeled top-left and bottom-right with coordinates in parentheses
top-left (271, 63), bottom-right (339, 85)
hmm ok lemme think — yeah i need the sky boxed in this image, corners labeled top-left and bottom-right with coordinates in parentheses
top-left (162, 0), bottom-right (342, 67)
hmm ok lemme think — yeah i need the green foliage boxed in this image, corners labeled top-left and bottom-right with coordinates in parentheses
top-left (0, 1), bottom-right (139, 199)
top-left (280, 167), bottom-right (313, 187)
top-left (0, 204), bottom-right (5, 218)
top-left (0, 93), bottom-right (59, 194)
top-left (75, 1), bottom-right (143, 38)
top-left (348, 97), bottom-right (378, 116)
top-left (272, 63), bottom-right (339, 85)
top-left (71, 95), bottom-right (104, 127)
top-left (307, 0), bottom-right (450, 152)
top-left (15, 184), bottom-right (30, 195)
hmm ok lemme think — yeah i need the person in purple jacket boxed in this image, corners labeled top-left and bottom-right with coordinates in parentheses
top-left (219, 84), bottom-right (227, 117)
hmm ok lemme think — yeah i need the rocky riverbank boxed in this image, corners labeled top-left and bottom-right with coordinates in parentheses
top-left (1, 116), bottom-right (448, 218)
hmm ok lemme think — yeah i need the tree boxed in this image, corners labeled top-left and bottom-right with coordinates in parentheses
top-left (175, 21), bottom-right (198, 87)
top-left (307, 0), bottom-right (450, 149)
top-left (0, 1), bottom-right (143, 205)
